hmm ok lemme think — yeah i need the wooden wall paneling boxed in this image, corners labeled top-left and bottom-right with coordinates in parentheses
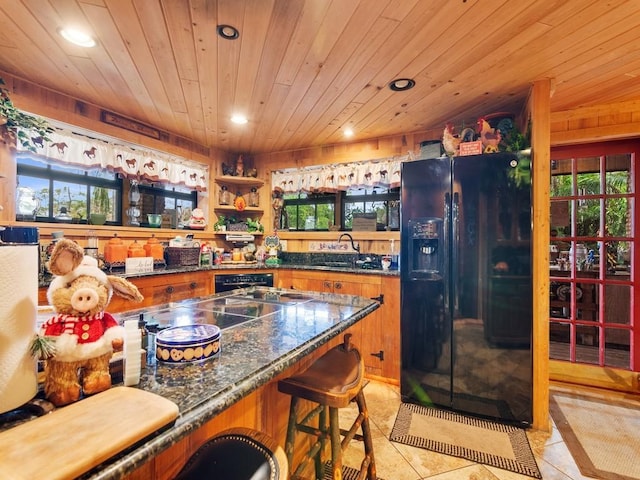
top-left (238, 2), bottom-right (296, 154)
top-left (284, 1), bottom-right (401, 149)
top-left (529, 78), bottom-right (551, 432)
top-left (213, 0), bottom-right (244, 150)
top-left (102, 0), bottom-right (177, 128)
top-left (190, 0), bottom-right (220, 147)
top-left (0, 141), bottom-right (16, 223)
top-left (359, 281), bottom-right (383, 378)
top-left (381, 275), bottom-right (401, 384)
top-left (72, 2), bottom-right (144, 119)
top-left (4, 73), bottom-right (214, 163)
top-left (265, 0), bottom-right (362, 153)
top-left (0, 2), bottom-right (95, 105)
top-left (3, 2), bottom-right (640, 154)
top-left (551, 99), bottom-right (640, 145)
top-left (549, 361), bottom-right (639, 393)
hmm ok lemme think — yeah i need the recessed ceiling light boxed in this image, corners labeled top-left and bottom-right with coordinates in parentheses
top-left (58, 27), bottom-right (96, 47)
top-left (389, 78), bottom-right (415, 92)
top-left (217, 24), bottom-right (239, 40)
top-left (231, 114), bottom-right (248, 125)
top-left (343, 128), bottom-right (354, 138)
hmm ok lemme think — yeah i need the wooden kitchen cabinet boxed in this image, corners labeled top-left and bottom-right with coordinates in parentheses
top-left (380, 275), bottom-right (400, 383)
top-left (38, 270), bottom-right (214, 313)
top-left (279, 269), bottom-right (399, 383)
top-left (141, 271), bottom-right (212, 308)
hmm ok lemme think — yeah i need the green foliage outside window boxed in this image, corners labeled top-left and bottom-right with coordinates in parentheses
top-left (551, 171), bottom-right (630, 239)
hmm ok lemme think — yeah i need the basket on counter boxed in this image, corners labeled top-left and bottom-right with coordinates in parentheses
top-left (165, 247), bottom-right (200, 266)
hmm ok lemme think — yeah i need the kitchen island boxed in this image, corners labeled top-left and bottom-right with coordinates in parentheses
top-left (1, 286), bottom-right (379, 480)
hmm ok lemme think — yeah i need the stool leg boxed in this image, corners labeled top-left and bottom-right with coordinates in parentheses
top-left (329, 406), bottom-right (342, 480)
top-left (314, 405), bottom-right (327, 480)
top-left (285, 396), bottom-right (300, 470)
top-left (355, 390), bottom-right (377, 480)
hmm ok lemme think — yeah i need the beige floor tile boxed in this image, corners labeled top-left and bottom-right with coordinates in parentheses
top-left (534, 441), bottom-right (593, 480)
top-left (534, 459), bottom-right (576, 480)
top-left (421, 464), bottom-right (502, 479)
top-left (484, 464), bottom-right (542, 480)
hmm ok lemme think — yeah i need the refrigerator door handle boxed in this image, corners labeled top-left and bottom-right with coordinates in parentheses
top-left (452, 191), bottom-right (460, 316)
top-left (443, 192), bottom-right (451, 313)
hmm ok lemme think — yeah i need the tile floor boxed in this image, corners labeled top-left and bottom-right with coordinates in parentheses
top-left (337, 379), bottom-right (629, 480)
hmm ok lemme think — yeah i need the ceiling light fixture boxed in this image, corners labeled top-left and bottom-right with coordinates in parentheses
top-left (389, 78), bottom-right (415, 92)
top-left (231, 114), bottom-right (248, 125)
top-left (343, 128), bottom-right (354, 138)
top-left (58, 27), bottom-right (97, 47)
top-left (217, 24), bottom-right (239, 40)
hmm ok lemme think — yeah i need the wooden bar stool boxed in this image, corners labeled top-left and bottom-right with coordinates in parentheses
top-left (173, 427), bottom-right (288, 480)
top-left (278, 334), bottom-right (376, 480)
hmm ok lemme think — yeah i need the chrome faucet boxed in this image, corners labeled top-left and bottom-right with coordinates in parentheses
top-left (338, 233), bottom-right (360, 254)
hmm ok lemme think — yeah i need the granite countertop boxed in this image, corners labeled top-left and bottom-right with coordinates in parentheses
top-left (4, 286), bottom-right (379, 480)
top-left (38, 259), bottom-right (399, 287)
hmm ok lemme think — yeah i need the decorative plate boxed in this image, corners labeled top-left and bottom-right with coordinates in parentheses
top-left (557, 284), bottom-right (583, 301)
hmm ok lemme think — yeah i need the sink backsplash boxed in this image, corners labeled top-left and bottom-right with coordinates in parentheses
top-left (280, 252), bottom-right (382, 269)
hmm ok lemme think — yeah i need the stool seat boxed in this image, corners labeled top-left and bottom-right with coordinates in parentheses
top-left (174, 427), bottom-right (287, 480)
top-left (278, 340), bottom-right (363, 408)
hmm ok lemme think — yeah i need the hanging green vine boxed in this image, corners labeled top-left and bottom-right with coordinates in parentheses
top-left (0, 77), bottom-right (53, 152)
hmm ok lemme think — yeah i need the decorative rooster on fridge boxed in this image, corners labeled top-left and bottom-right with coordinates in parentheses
top-left (442, 123), bottom-right (461, 157)
top-left (477, 117), bottom-right (502, 153)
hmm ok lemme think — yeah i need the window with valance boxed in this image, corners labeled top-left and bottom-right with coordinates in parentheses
top-left (270, 154), bottom-right (409, 194)
top-left (17, 125), bottom-right (209, 192)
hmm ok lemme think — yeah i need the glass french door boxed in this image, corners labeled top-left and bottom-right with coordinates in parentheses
top-left (550, 141), bottom-right (638, 371)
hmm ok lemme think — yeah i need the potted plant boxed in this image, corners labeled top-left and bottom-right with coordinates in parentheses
top-left (214, 214), bottom-right (229, 232)
top-left (0, 77), bottom-right (52, 152)
top-left (90, 187), bottom-right (111, 225)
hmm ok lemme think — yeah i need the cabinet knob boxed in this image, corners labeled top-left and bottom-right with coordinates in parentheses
top-left (370, 294), bottom-right (384, 304)
top-left (166, 285), bottom-right (174, 294)
top-left (323, 281), bottom-right (331, 289)
top-left (190, 282), bottom-right (197, 289)
top-left (334, 282), bottom-right (342, 290)
top-left (370, 350), bottom-right (384, 361)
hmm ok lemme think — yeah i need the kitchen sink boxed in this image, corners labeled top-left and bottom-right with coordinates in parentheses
top-left (311, 261), bottom-right (353, 268)
top-left (310, 260), bottom-right (382, 270)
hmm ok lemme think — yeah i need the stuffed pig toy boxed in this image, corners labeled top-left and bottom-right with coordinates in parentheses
top-left (35, 238), bottom-right (143, 406)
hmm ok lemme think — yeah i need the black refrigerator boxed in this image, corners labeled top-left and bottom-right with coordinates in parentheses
top-left (400, 151), bottom-right (533, 426)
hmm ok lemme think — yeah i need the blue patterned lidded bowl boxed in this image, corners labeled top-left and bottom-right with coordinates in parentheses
top-left (156, 324), bottom-right (221, 363)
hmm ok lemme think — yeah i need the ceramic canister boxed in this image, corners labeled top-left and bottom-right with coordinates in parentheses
top-left (156, 324), bottom-right (221, 364)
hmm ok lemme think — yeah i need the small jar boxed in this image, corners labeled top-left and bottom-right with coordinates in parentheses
top-left (219, 185), bottom-right (230, 205)
top-left (248, 187), bottom-right (259, 207)
top-left (127, 240), bottom-right (146, 258)
top-left (104, 233), bottom-right (128, 264)
top-left (232, 248), bottom-right (242, 262)
top-left (144, 234), bottom-right (165, 261)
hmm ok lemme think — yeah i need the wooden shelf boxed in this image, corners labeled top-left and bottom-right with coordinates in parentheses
top-left (214, 205), bottom-right (263, 213)
top-left (215, 176), bottom-right (264, 187)
top-left (213, 231), bottom-right (263, 236)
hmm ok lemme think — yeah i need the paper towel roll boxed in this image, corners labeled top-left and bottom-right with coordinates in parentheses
top-left (0, 244), bottom-right (39, 414)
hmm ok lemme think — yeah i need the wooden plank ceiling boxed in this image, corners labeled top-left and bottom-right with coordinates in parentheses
top-left (0, 0), bottom-right (639, 155)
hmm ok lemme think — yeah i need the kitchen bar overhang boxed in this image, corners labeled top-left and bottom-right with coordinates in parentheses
top-left (2, 286), bottom-right (380, 480)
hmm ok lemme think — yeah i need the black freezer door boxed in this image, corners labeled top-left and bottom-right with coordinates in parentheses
top-left (400, 153), bottom-right (533, 425)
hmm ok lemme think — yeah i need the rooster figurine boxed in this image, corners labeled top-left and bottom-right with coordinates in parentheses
top-left (442, 123), bottom-right (461, 157)
top-left (477, 117), bottom-right (502, 153)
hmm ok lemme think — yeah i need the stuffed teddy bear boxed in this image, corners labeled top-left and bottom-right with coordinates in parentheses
top-left (34, 238), bottom-right (143, 406)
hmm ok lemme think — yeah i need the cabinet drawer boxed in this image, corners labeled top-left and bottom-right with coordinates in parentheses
top-left (151, 278), bottom-right (211, 304)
